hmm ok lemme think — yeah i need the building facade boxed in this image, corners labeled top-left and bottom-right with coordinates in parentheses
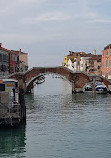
top-left (67, 58), bottom-right (76, 72)
top-left (0, 43), bottom-right (9, 76)
top-left (80, 53), bottom-right (94, 72)
top-left (9, 51), bottom-right (19, 74)
top-left (101, 44), bottom-right (111, 79)
top-left (63, 50), bottom-right (101, 75)
top-left (13, 49), bottom-right (28, 72)
top-left (0, 43), bottom-right (28, 75)
top-left (0, 43), bottom-right (19, 74)
top-left (88, 55), bottom-right (101, 75)
top-left (63, 51), bottom-right (85, 71)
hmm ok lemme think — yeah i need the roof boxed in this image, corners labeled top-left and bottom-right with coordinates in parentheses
top-left (0, 45), bottom-right (18, 55)
top-left (67, 54), bottom-right (78, 57)
top-left (80, 53), bottom-right (94, 57)
top-left (68, 51), bottom-right (85, 56)
top-left (0, 46), bottom-right (12, 53)
top-left (12, 50), bottom-right (28, 54)
top-left (89, 55), bottom-right (101, 62)
top-left (104, 44), bottom-right (111, 50)
top-left (69, 58), bottom-right (74, 63)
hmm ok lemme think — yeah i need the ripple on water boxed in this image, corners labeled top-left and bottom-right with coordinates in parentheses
top-left (1, 76), bottom-right (111, 158)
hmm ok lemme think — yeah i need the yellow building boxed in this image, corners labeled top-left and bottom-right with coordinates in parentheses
top-left (63, 51), bottom-right (85, 71)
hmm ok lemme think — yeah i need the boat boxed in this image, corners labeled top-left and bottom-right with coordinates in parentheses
top-left (83, 82), bottom-right (107, 94)
top-left (36, 75), bottom-right (45, 84)
top-left (0, 79), bottom-right (21, 127)
top-left (83, 84), bottom-right (92, 92)
top-left (95, 83), bottom-right (107, 94)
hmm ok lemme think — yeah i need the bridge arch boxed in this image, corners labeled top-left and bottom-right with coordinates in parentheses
top-left (9, 66), bottom-right (111, 93)
top-left (26, 72), bottom-right (72, 93)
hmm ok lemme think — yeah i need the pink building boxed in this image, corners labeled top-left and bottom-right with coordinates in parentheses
top-left (13, 49), bottom-right (28, 72)
top-left (88, 55), bottom-right (101, 75)
top-left (101, 44), bottom-right (111, 79)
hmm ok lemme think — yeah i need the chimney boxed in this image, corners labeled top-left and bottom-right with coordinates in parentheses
top-left (19, 49), bottom-right (21, 55)
top-left (93, 49), bottom-right (96, 55)
top-left (0, 43), bottom-right (2, 48)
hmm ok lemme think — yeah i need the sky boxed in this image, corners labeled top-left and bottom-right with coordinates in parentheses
top-left (0, 0), bottom-right (111, 68)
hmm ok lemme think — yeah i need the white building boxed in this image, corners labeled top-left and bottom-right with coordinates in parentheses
top-left (80, 54), bottom-right (94, 72)
top-left (67, 58), bottom-right (77, 72)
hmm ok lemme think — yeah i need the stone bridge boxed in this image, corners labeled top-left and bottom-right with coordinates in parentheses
top-left (10, 66), bottom-right (111, 93)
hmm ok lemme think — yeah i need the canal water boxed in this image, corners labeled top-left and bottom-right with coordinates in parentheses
top-left (0, 75), bottom-right (111, 158)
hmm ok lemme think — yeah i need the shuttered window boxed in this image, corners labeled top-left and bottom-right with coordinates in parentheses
top-left (106, 60), bottom-right (109, 68)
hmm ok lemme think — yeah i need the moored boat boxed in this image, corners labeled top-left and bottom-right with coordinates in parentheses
top-left (83, 82), bottom-right (107, 94)
top-left (83, 84), bottom-right (92, 92)
top-left (96, 84), bottom-right (107, 94)
top-left (36, 75), bottom-right (45, 84)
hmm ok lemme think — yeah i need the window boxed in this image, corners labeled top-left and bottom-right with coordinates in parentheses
top-left (12, 54), bottom-right (14, 61)
top-left (0, 84), bottom-right (5, 91)
top-left (3, 54), bottom-right (7, 62)
top-left (106, 60), bottom-right (109, 68)
top-left (1, 65), bottom-right (6, 72)
top-left (106, 51), bottom-right (108, 55)
top-left (6, 55), bottom-right (8, 62)
top-left (15, 56), bottom-right (17, 62)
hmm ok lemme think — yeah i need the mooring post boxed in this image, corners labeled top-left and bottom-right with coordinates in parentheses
top-left (92, 77), bottom-right (96, 93)
top-left (23, 81), bottom-right (27, 93)
top-left (19, 88), bottom-right (26, 124)
top-left (72, 80), bottom-right (76, 94)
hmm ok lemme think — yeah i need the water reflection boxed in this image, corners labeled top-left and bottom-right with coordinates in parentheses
top-left (0, 125), bottom-right (26, 158)
top-left (1, 75), bottom-right (111, 158)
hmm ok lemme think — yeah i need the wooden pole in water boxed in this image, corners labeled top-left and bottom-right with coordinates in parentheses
top-left (92, 77), bottom-right (96, 93)
top-left (19, 88), bottom-right (26, 124)
top-left (72, 80), bottom-right (75, 94)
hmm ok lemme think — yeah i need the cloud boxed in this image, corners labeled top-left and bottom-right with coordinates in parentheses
top-left (21, 11), bottom-right (71, 24)
top-left (10, 0), bottom-right (46, 5)
top-left (91, 18), bottom-right (111, 24)
top-left (0, 0), bottom-right (111, 67)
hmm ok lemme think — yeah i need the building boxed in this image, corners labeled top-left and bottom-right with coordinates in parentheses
top-left (0, 43), bottom-right (28, 75)
top-left (80, 53), bottom-right (94, 72)
top-left (63, 51), bottom-right (85, 71)
top-left (9, 51), bottom-right (19, 74)
top-left (101, 44), bottom-right (111, 79)
top-left (67, 58), bottom-right (76, 71)
top-left (13, 49), bottom-right (28, 72)
top-left (0, 43), bottom-right (9, 76)
top-left (88, 55), bottom-right (101, 75)
top-left (63, 50), bottom-right (101, 75)
top-left (0, 43), bottom-right (19, 74)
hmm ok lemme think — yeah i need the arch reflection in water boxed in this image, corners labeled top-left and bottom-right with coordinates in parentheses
top-left (0, 125), bottom-right (26, 158)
